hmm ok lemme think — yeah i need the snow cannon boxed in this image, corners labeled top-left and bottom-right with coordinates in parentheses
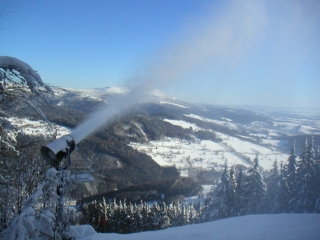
top-left (41, 135), bottom-right (75, 168)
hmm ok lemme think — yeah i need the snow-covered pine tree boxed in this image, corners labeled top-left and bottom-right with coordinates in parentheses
top-left (130, 203), bottom-right (142, 233)
top-left (174, 203), bottom-right (188, 226)
top-left (286, 146), bottom-right (298, 212)
top-left (186, 203), bottom-right (199, 224)
top-left (201, 161), bottom-right (234, 221)
top-left (105, 199), bottom-right (118, 232)
top-left (139, 201), bottom-right (150, 231)
top-left (264, 160), bottom-right (281, 213)
top-left (113, 200), bottom-right (126, 233)
top-left (166, 203), bottom-right (178, 227)
top-left (229, 166), bottom-right (237, 216)
top-left (103, 200), bottom-right (113, 232)
top-left (243, 156), bottom-right (266, 215)
top-left (0, 168), bottom-right (74, 240)
top-left (292, 138), bottom-right (317, 213)
top-left (157, 202), bottom-right (171, 230)
top-left (120, 200), bottom-right (131, 233)
top-left (233, 166), bottom-right (245, 216)
top-left (148, 203), bottom-right (170, 231)
top-left (278, 162), bottom-right (289, 213)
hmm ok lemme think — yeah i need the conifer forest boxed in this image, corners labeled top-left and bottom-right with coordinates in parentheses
top-left (79, 139), bottom-right (320, 233)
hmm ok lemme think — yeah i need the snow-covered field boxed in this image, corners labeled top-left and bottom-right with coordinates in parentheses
top-left (129, 137), bottom-right (253, 173)
top-left (129, 118), bottom-right (290, 171)
top-left (75, 214), bottom-right (320, 240)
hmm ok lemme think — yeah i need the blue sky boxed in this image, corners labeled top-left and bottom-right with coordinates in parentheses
top-left (1, 0), bottom-right (319, 108)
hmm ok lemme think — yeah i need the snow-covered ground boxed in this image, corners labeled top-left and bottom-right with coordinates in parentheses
top-left (75, 214), bottom-right (320, 240)
top-left (185, 113), bottom-right (239, 130)
top-left (184, 184), bottom-right (213, 205)
top-left (164, 119), bottom-right (203, 131)
top-left (129, 137), bottom-right (253, 173)
top-left (160, 101), bottom-right (188, 108)
top-left (4, 117), bottom-right (71, 137)
top-left (129, 118), bottom-right (289, 171)
top-left (215, 132), bottom-right (289, 170)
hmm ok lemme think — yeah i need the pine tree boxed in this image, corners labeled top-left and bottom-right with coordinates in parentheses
top-left (122, 200), bottom-right (133, 233)
top-left (139, 201), bottom-right (150, 231)
top-left (228, 166), bottom-right (237, 216)
top-left (315, 145), bottom-right (320, 212)
top-left (286, 146), bottom-right (297, 212)
top-left (106, 199), bottom-right (119, 232)
top-left (148, 203), bottom-right (170, 230)
top-left (104, 201), bottom-right (113, 232)
top-left (201, 161), bottom-right (234, 221)
top-left (264, 160), bottom-right (282, 213)
top-left (128, 203), bottom-right (141, 233)
top-left (186, 203), bottom-right (199, 224)
top-left (292, 138), bottom-right (317, 212)
top-left (278, 162), bottom-right (289, 213)
top-left (115, 200), bottom-right (128, 233)
top-left (158, 202), bottom-right (171, 229)
top-left (234, 166), bottom-right (245, 216)
top-left (174, 203), bottom-right (188, 226)
top-left (166, 203), bottom-right (178, 227)
top-left (243, 156), bottom-right (266, 215)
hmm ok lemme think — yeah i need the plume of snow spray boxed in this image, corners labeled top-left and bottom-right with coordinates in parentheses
top-left (70, 0), bottom-right (268, 143)
top-left (70, 86), bottom-right (148, 143)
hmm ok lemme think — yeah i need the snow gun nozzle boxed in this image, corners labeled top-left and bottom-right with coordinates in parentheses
top-left (41, 135), bottom-right (75, 168)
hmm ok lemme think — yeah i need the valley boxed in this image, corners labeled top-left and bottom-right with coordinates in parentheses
top-left (1, 86), bottom-right (320, 201)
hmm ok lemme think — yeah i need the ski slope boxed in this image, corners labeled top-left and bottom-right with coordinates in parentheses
top-left (75, 214), bottom-right (320, 240)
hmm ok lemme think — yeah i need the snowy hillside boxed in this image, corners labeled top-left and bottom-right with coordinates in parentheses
top-left (129, 118), bottom-right (289, 171)
top-left (0, 116), bottom-right (71, 143)
top-left (125, 100), bottom-right (320, 172)
top-left (52, 86), bottom-right (128, 105)
top-left (75, 214), bottom-right (320, 240)
top-left (3, 85), bottom-right (320, 175)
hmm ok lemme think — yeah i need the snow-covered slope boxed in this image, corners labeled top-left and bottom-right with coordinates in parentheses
top-left (3, 85), bottom-right (319, 173)
top-left (53, 86), bottom-right (128, 104)
top-left (128, 102), bottom-right (320, 171)
top-left (75, 213), bottom-right (320, 240)
top-left (0, 116), bottom-right (71, 141)
top-left (129, 118), bottom-right (289, 171)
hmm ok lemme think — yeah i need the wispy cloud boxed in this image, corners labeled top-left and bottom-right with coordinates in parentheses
top-left (130, 0), bottom-right (268, 90)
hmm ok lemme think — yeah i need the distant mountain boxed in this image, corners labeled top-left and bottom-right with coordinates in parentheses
top-left (1, 85), bottom-right (320, 200)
